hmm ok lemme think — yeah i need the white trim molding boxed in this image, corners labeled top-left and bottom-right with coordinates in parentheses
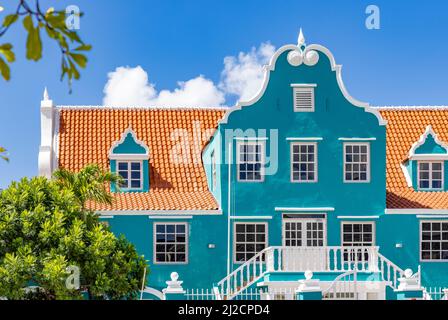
top-left (233, 137), bottom-right (269, 141)
top-left (97, 209), bottom-right (223, 216)
top-left (386, 209), bottom-right (448, 215)
top-left (286, 137), bottom-right (323, 141)
top-left (275, 207), bottom-right (335, 212)
top-left (417, 215), bottom-right (448, 219)
top-left (337, 216), bottom-right (380, 219)
top-left (290, 83), bottom-right (317, 88)
top-left (400, 163), bottom-right (413, 187)
top-left (408, 125), bottom-right (448, 160)
top-left (219, 33), bottom-right (386, 126)
top-left (338, 137), bottom-right (377, 141)
top-left (148, 215), bottom-right (193, 219)
top-left (108, 126), bottom-right (150, 160)
top-left (230, 216), bottom-right (273, 220)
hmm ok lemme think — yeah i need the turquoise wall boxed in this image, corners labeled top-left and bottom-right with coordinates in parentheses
top-left (111, 132), bottom-right (147, 154)
top-left (415, 134), bottom-right (447, 154)
top-left (103, 215), bottom-right (228, 292)
top-left (202, 131), bottom-right (223, 207)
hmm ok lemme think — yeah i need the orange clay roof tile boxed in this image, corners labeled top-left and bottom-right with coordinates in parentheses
top-left (380, 109), bottom-right (448, 209)
top-left (58, 108), bottom-right (225, 211)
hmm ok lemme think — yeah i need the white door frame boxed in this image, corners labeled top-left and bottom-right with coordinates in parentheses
top-left (281, 214), bottom-right (328, 247)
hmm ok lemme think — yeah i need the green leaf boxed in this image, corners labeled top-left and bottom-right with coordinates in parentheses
top-left (68, 58), bottom-right (80, 79)
top-left (24, 18), bottom-right (42, 61)
top-left (74, 44), bottom-right (92, 52)
top-left (2, 14), bottom-right (18, 28)
top-left (0, 56), bottom-right (10, 80)
top-left (69, 53), bottom-right (87, 68)
top-left (0, 43), bottom-right (15, 63)
top-left (22, 15), bottom-right (33, 31)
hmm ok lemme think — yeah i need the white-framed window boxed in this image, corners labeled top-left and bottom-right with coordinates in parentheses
top-left (418, 161), bottom-right (444, 190)
top-left (291, 142), bottom-right (318, 182)
top-left (293, 86), bottom-right (315, 112)
top-left (341, 222), bottom-right (375, 247)
top-left (343, 143), bottom-right (370, 183)
top-left (154, 222), bottom-right (188, 264)
top-left (234, 222), bottom-right (268, 263)
top-left (237, 141), bottom-right (264, 182)
top-left (117, 161), bottom-right (143, 190)
top-left (341, 221), bottom-right (375, 262)
top-left (420, 221), bottom-right (448, 261)
top-left (211, 150), bottom-right (217, 191)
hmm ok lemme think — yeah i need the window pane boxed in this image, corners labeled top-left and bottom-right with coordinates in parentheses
top-left (155, 223), bottom-right (188, 263)
top-left (291, 143), bottom-right (317, 182)
top-left (234, 223), bottom-right (267, 262)
top-left (118, 162), bottom-right (128, 170)
top-left (421, 221), bottom-right (448, 261)
top-left (344, 144), bottom-right (369, 182)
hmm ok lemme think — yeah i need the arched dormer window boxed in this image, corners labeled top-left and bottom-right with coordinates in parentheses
top-left (108, 126), bottom-right (150, 192)
top-left (402, 125), bottom-right (448, 191)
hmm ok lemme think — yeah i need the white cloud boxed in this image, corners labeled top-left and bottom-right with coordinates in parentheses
top-left (219, 42), bottom-right (275, 101)
top-left (103, 66), bottom-right (157, 106)
top-left (155, 76), bottom-right (225, 107)
top-left (102, 42), bottom-right (276, 107)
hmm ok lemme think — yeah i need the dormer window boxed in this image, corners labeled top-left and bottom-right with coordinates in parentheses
top-left (418, 161), bottom-right (443, 190)
top-left (404, 125), bottom-right (448, 191)
top-left (109, 126), bottom-right (150, 192)
top-left (117, 161), bottom-right (143, 190)
top-left (291, 84), bottom-right (316, 112)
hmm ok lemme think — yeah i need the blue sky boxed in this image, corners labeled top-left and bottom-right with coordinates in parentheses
top-left (0, 0), bottom-right (448, 187)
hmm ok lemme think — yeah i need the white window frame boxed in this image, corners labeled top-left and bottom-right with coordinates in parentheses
top-left (153, 222), bottom-right (189, 265)
top-left (417, 161), bottom-right (444, 190)
top-left (116, 160), bottom-right (143, 190)
top-left (211, 150), bottom-right (217, 191)
top-left (236, 141), bottom-right (265, 182)
top-left (420, 220), bottom-right (448, 262)
top-left (340, 221), bottom-right (376, 247)
top-left (290, 142), bottom-right (318, 183)
top-left (233, 222), bottom-right (268, 264)
top-left (343, 142), bottom-right (371, 183)
top-left (292, 84), bottom-right (316, 112)
top-left (282, 217), bottom-right (327, 247)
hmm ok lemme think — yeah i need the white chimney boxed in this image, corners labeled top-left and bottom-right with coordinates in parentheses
top-left (38, 87), bottom-right (55, 178)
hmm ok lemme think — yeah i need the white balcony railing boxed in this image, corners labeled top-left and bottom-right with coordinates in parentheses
top-left (216, 246), bottom-right (406, 300)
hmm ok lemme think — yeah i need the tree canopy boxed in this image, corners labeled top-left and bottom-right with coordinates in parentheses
top-left (0, 174), bottom-right (147, 300)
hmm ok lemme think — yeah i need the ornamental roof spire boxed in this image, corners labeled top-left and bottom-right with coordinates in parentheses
top-left (298, 28), bottom-right (306, 47)
top-left (43, 87), bottom-right (50, 101)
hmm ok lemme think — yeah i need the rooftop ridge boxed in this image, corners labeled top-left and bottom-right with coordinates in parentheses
top-left (56, 105), bottom-right (229, 111)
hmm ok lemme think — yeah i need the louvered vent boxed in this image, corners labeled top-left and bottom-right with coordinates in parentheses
top-left (293, 87), bottom-right (315, 112)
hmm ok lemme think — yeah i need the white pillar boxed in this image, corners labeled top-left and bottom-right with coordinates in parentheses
top-left (38, 87), bottom-right (55, 178)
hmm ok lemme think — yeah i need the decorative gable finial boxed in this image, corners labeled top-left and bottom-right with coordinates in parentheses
top-left (298, 28), bottom-right (306, 48)
top-left (43, 87), bottom-right (50, 101)
top-left (408, 125), bottom-right (448, 159)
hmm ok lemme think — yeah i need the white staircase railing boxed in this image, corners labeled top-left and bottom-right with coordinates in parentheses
top-left (322, 269), bottom-right (358, 300)
top-left (216, 246), bottom-right (410, 300)
top-left (375, 251), bottom-right (406, 289)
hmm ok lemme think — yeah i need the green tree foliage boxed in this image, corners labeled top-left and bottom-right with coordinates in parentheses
top-left (0, 146), bottom-right (8, 162)
top-left (0, 175), bottom-right (147, 300)
top-left (53, 164), bottom-right (123, 211)
top-left (0, 1), bottom-right (91, 86)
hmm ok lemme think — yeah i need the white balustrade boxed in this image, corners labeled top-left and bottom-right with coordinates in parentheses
top-left (216, 245), bottom-right (409, 300)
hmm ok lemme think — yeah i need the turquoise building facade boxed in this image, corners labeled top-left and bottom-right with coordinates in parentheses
top-left (40, 32), bottom-right (448, 300)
